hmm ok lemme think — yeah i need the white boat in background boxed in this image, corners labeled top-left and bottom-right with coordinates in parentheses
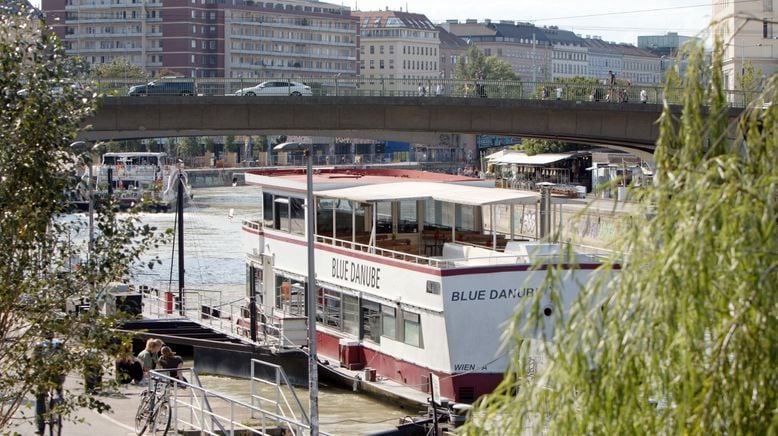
top-left (94, 152), bottom-right (188, 211)
top-left (239, 168), bottom-right (613, 404)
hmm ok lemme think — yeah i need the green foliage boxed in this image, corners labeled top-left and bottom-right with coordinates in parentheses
top-left (91, 58), bottom-right (146, 79)
top-left (203, 137), bottom-right (216, 153)
top-left (180, 136), bottom-right (204, 157)
top-left (514, 138), bottom-right (578, 155)
top-left (455, 46), bottom-right (518, 80)
top-left (464, 39), bottom-right (778, 434)
top-left (737, 60), bottom-right (763, 106)
top-left (0, 5), bottom-right (166, 430)
top-left (225, 135), bottom-right (240, 153)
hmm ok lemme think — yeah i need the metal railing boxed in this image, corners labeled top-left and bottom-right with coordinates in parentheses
top-left (150, 367), bottom-right (324, 435)
top-left (250, 359), bottom-right (309, 427)
top-left (139, 285), bottom-right (304, 348)
top-left (86, 76), bottom-right (761, 107)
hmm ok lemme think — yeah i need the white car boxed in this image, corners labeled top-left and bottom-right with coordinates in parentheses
top-left (235, 80), bottom-right (312, 96)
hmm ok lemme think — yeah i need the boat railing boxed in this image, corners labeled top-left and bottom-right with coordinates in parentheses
top-left (242, 218), bottom-right (263, 232)
top-left (315, 234), bottom-right (446, 268)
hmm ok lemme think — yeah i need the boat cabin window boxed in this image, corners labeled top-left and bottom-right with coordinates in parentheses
top-left (290, 198), bottom-right (304, 235)
top-left (316, 199), bottom-right (368, 237)
top-left (361, 300), bottom-right (381, 343)
top-left (342, 294), bottom-right (359, 336)
top-left (317, 288), bottom-right (341, 328)
top-left (403, 311), bottom-right (422, 347)
top-left (381, 306), bottom-right (396, 339)
top-left (263, 193), bottom-right (305, 236)
top-left (424, 201), bottom-right (479, 232)
top-left (263, 193), bottom-right (274, 227)
top-left (274, 197), bottom-right (289, 232)
top-left (398, 200), bottom-right (417, 233)
top-left (376, 202), bottom-right (392, 234)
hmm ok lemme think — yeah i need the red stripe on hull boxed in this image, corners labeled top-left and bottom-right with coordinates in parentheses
top-left (316, 330), bottom-right (503, 403)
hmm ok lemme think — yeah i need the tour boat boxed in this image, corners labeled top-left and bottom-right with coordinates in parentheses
top-left (94, 152), bottom-right (188, 211)
top-left (239, 168), bottom-right (611, 403)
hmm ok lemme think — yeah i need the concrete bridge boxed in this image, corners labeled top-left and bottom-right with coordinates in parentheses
top-left (81, 96), bottom-right (743, 156)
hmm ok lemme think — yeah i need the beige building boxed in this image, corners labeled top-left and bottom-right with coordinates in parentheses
top-left (712, 0), bottom-right (778, 90)
top-left (353, 10), bottom-right (439, 94)
top-left (437, 26), bottom-right (468, 80)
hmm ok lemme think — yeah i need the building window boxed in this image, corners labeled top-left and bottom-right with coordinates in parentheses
top-left (369, 59), bottom-right (374, 69)
top-left (379, 59), bottom-right (384, 69)
top-left (379, 45), bottom-right (384, 54)
top-left (191, 40), bottom-right (196, 48)
top-left (764, 20), bottom-right (774, 38)
top-left (369, 45), bottom-right (374, 54)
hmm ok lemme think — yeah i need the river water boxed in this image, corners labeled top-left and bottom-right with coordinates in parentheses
top-left (131, 186), bottom-right (411, 435)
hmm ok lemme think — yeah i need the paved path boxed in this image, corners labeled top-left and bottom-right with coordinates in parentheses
top-left (9, 376), bottom-right (146, 436)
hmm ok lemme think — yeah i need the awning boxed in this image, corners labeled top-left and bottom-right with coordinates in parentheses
top-left (489, 152), bottom-right (574, 166)
top-left (316, 181), bottom-right (539, 206)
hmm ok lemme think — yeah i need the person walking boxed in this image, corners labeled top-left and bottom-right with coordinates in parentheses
top-left (33, 332), bottom-right (65, 435)
top-left (417, 82), bottom-right (426, 97)
top-left (608, 70), bottom-right (616, 86)
top-left (640, 88), bottom-right (648, 104)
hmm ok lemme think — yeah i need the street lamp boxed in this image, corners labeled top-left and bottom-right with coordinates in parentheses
top-left (272, 141), bottom-right (319, 436)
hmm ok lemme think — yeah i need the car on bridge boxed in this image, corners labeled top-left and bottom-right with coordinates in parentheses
top-left (128, 77), bottom-right (196, 96)
top-left (233, 80), bottom-right (312, 97)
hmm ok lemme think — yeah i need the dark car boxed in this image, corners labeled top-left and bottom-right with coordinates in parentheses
top-left (128, 77), bottom-right (195, 96)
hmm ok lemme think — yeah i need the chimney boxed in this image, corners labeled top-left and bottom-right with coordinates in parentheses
top-left (484, 19), bottom-right (491, 25)
top-left (446, 19), bottom-right (458, 24)
top-left (465, 18), bottom-right (477, 24)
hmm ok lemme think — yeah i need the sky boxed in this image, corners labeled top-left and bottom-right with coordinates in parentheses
top-left (28, 0), bottom-right (714, 45)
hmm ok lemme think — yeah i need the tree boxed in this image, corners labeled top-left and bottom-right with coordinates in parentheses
top-left (224, 135), bottom-right (240, 153)
top-left (514, 138), bottom-right (580, 155)
top-left (1, 5), bottom-right (165, 430)
top-left (180, 136), bottom-right (203, 157)
top-left (463, 40), bottom-right (778, 434)
top-left (737, 60), bottom-right (763, 106)
top-left (91, 58), bottom-right (146, 80)
top-left (455, 45), bottom-right (519, 81)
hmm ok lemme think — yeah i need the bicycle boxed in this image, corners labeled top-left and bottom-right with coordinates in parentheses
top-left (134, 376), bottom-right (171, 435)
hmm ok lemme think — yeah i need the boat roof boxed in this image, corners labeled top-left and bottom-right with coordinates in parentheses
top-left (316, 181), bottom-right (539, 206)
top-left (244, 168), bottom-right (493, 192)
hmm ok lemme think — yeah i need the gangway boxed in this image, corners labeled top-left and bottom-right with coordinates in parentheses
top-left (150, 366), bottom-right (327, 436)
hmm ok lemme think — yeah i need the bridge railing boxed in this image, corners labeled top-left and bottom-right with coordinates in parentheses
top-left (86, 76), bottom-right (759, 107)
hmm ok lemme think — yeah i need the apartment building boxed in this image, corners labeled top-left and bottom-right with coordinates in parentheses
top-left (440, 19), bottom-right (552, 81)
top-left (584, 37), bottom-right (623, 84)
top-left (42, 0), bottom-right (358, 78)
top-left (712, 0), bottom-right (778, 89)
top-left (540, 26), bottom-right (588, 80)
top-left (352, 9), bottom-right (439, 93)
top-left (612, 44), bottom-right (661, 86)
top-left (437, 26), bottom-right (467, 79)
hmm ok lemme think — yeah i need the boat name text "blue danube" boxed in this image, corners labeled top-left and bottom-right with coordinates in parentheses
top-left (331, 258), bottom-right (381, 289)
top-left (450, 288), bottom-right (536, 302)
